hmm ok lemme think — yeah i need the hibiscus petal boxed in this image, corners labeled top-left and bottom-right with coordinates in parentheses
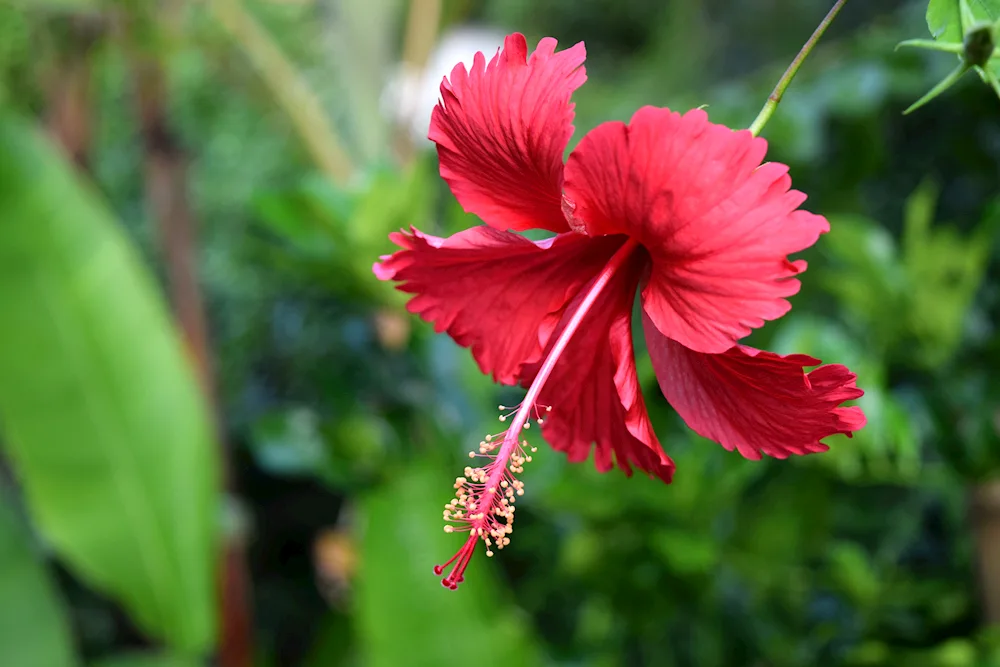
top-left (374, 226), bottom-right (622, 385)
top-left (430, 33), bottom-right (586, 234)
top-left (643, 313), bottom-right (866, 460)
top-left (521, 251), bottom-right (675, 482)
top-left (563, 106), bottom-right (829, 354)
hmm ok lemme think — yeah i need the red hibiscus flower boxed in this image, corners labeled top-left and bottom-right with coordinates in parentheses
top-left (374, 33), bottom-right (866, 589)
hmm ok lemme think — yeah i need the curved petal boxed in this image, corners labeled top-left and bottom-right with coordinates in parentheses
top-left (564, 106), bottom-right (829, 354)
top-left (521, 251), bottom-right (675, 482)
top-left (643, 313), bottom-right (866, 460)
top-left (374, 226), bottom-right (621, 385)
top-left (430, 33), bottom-right (586, 233)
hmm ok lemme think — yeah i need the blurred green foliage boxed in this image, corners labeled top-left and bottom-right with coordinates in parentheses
top-left (90, 655), bottom-right (204, 667)
top-left (0, 1), bottom-right (999, 666)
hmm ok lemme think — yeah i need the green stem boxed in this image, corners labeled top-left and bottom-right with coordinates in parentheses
top-left (395, 0), bottom-right (443, 164)
top-left (748, 0), bottom-right (848, 137)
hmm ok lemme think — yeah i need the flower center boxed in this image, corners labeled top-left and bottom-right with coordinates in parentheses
top-left (434, 237), bottom-right (641, 589)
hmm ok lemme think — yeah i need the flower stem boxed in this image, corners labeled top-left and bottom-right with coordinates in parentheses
top-left (748, 0), bottom-right (848, 137)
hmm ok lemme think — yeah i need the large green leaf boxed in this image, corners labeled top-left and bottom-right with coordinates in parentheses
top-left (928, 0), bottom-right (964, 40)
top-left (0, 499), bottom-right (80, 667)
top-left (0, 114), bottom-right (219, 652)
top-left (355, 459), bottom-right (544, 667)
top-left (927, 0), bottom-right (1000, 41)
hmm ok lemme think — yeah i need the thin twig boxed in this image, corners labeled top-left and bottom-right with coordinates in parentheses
top-left (748, 0), bottom-right (848, 137)
top-left (209, 0), bottom-right (354, 183)
top-left (394, 0), bottom-right (443, 163)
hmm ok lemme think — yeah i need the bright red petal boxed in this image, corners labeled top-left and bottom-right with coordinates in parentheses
top-left (643, 313), bottom-right (866, 460)
top-left (430, 33), bottom-right (586, 234)
top-left (564, 106), bottom-right (829, 354)
top-left (522, 250), bottom-right (675, 483)
top-left (374, 226), bottom-right (622, 385)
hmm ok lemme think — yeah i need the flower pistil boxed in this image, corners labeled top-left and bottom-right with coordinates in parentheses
top-left (434, 238), bottom-right (642, 588)
top-left (435, 415), bottom-right (539, 589)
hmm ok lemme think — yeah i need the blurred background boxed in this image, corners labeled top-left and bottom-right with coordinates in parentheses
top-left (1, 0), bottom-right (999, 666)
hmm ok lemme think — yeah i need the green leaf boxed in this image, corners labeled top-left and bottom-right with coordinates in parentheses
top-left (349, 163), bottom-right (434, 252)
top-left (900, 182), bottom-right (991, 367)
top-left (927, 0), bottom-right (1000, 81)
top-left (927, 639), bottom-right (979, 667)
top-left (828, 541), bottom-right (881, 608)
top-left (90, 653), bottom-right (204, 667)
top-left (651, 527), bottom-right (719, 575)
top-left (0, 500), bottom-right (80, 667)
top-left (355, 460), bottom-right (544, 667)
top-left (253, 164), bottom-right (430, 307)
top-left (0, 114), bottom-right (219, 652)
top-left (927, 0), bottom-right (1000, 41)
top-left (821, 214), bottom-right (907, 349)
top-left (911, 1), bottom-right (1000, 110)
top-left (928, 0), bottom-right (965, 40)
